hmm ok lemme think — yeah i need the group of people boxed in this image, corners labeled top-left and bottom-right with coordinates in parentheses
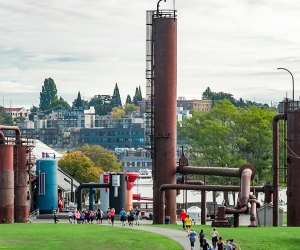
top-left (55, 207), bottom-right (141, 227)
top-left (188, 227), bottom-right (239, 250)
top-left (119, 207), bottom-right (140, 226)
top-left (67, 209), bottom-right (104, 224)
top-left (180, 209), bottom-right (240, 250)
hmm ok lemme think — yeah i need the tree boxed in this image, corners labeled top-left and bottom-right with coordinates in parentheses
top-left (89, 95), bottom-right (113, 115)
top-left (179, 99), bottom-right (275, 184)
top-left (124, 103), bottom-right (138, 114)
top-left (58, 151), bottom-right (103, 182)
top-left (39, 78), bottom-right (58, 110)
top-left (76, 144), bottom-right (122, 172)
top-left (111, 83), bottom-right (122, 107)
top-left (73, 91), bottom-right (84, 108)
top-left (202, 87), bottom-right (213, 100)
top-left (0, 107), bottom-right (13, 125)
top-left (201, 87), bottom-right (269, 108)
top-left (126, 95), bottom-right (132, 104)
top-left (133, 86), bottom-right (142, 105)
top-left (48, 97), bottom-right (70, 109)
top-left (111, 107), bottom-right (126, 119)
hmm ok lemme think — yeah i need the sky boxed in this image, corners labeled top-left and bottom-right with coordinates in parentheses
top-left (1, 0), bottom-right (300, 108)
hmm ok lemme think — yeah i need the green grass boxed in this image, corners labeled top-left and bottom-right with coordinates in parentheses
top-left (1, 223), bottom-right (300, 250)
top-left (0, 224), bottom-right (182, 250)
top-left (149, 224), bottom-right (300, 250)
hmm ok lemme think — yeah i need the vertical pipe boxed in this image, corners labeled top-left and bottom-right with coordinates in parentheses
top-left (201, 190), bottom-right (206, 225)
top-left (240, 169), bottom-right (252, 206)
top-left (286, 110), bottom-right (300, 226)
top-left (273, 114), bottom-right (285, 226)
top-left (152, 12), bottom-right (177, 224)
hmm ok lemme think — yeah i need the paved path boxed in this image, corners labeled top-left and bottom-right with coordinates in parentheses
top-left (112, 222), bottom-right (212, 250)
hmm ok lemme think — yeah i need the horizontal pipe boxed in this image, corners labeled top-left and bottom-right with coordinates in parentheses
top-left (0, 125), bottom-right (21, 144)
top-left (177, 166), bottom-right (240, 177)
top-left (225, 206), bottom-right (248, 214)
top-left (160, 184), bottom-right (264, 192)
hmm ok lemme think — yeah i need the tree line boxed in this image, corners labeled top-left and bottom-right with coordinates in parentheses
top-left (37, 78), bottom-right (143, 116)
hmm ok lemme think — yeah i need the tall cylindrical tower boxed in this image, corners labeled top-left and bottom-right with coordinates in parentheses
top-left (0, 145), bottom-right (14, 223)
top-left (152, 9), bottom-right (177, 224)
top-left (287, 110), bottom-right (300, 226)
top-left (14, 145), bottom-right (31, 222)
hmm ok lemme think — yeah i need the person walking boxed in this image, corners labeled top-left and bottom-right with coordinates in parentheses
top-left (230, 239), bottom-right (238, 250)
top-left (120, 208), bottom-right (127, 226)
top-left (96, 208), bottom-right (103, 224)
top-left (217, 237), bottom-right (224, 250)
top-left (68, 211), bottom-right (73, 223)
top-left (53, 212), bottom-right (59, 223)
top-left (180, 208), bottom-right (187, 230)
top-left (80, 211), bottom-right (85, 224)
top-left (128, 210), bottom-right (135, 226)
top-left (202, 239), bottom-right (209, 250)
top-left (110, 208), bottom-right (115, 226)
top-left (189, 229), bottom-right (197, 250)
top-left (89, 210), bottom-right (94, 224)
top-left (210, 227), bottom-right (219, 248)
top-left (74, 211), bottom-right (81, 224)
top-left (134, 207), bottom-right (140, 226)
top-left (223, 239), bottom-right (233, 250)
top-left (198, 229), bottom-right (205, 248)
top-left (185, 215), bottom-right (193, 236)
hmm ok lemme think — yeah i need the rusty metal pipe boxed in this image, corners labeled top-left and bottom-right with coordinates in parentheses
top-left (0, 125), bottom-right (21, 144)
top-left (177, 166), bottom-right (240, 177)
top-left (158, 184), bottom-right (264, 224)
top-left (225, 206), bottom-right (248, 214)
top-left (177, 164), bottom-right (256, 179)
top-left (0, 131), bottom-right (5, 144)
top-left (240, 168), bottom-right (252, 206)
top-left (273, 114), bottom-right (285, 227)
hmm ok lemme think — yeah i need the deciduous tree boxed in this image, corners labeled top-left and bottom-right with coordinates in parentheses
top-left (76, 144), bottom-right (121, 172)
top-left (58, 151), bottom-right (102, 182)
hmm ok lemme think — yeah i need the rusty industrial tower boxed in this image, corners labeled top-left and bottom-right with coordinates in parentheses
top-left (145, 1), bottom-right (177, 224)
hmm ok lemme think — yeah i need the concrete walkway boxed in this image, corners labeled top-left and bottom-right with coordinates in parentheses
top-left (112, 221), bottom-right (213, 250)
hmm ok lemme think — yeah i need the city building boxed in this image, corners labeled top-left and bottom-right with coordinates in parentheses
top-left (177, 97), bottom-right (213, 112)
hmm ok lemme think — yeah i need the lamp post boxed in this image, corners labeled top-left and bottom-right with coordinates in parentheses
top-left (277, 67), bottom-right (295, 108)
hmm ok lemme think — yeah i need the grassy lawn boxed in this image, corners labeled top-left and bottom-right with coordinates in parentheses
top-left (149, 224), bottom-right (300, 250)
top-left (1, 222), bottom-right (300, 250)
top-left (0, 224), bottom-right (182, 250)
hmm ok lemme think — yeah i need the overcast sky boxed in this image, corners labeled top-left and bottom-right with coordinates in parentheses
top-left (1, 0), bottom-right (300, 108)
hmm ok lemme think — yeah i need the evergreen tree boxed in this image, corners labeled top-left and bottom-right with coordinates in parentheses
top-left (73, 91), bottom-right (84, 108)
top-left (126, 95), bottom-right (132, 104)
top-left (39, 78), bottom-right (58, 110)
top-left (202, 87), bottom-right (213, 100)
top-left (111, 82), bottom-right (122, 107)
top-left (133, 86), bottom-right (143, 105)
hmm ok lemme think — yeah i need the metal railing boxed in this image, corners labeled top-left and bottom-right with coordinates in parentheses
top-left (29, 209), bottom-right (40, 222)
